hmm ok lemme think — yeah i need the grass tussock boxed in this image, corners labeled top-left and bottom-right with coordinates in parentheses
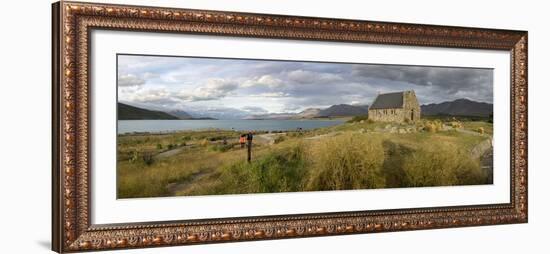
top-left (419, 120), bottom-right (444, 133)
top-left (306, 133), bottom-right (385, 190)
top-left (401, 141), bottom-right (485, 187)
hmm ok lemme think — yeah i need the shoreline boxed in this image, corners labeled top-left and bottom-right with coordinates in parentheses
top-left (117, 127), bottom-right (313, 137)
top-left (117, 118), bottom-right (350, 121)
top-left (117, 118), bottom-right (347, 136)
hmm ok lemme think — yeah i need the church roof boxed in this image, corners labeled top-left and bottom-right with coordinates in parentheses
top-left (370, 92), bottom-right (405, 109)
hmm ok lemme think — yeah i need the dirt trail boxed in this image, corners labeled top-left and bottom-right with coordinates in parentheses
top-left (155, 147), bottom-right (184, 159)
top-left (305, 131), bottom-right (341, 140)
top-left (255, 133), bottom-right (285, 145)
top-left (166, 169), bottom-right (214, 195)
top-left (456, 128), bottom-right (486, 136)
top-left (154, 144), bottom-right (197, 160)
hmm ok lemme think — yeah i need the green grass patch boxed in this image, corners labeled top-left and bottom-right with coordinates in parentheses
top-left (189, 142), bottom-right (308, 195)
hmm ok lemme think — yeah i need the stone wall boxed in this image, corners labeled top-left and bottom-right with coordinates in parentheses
top-left (403, 91), bottom-right (421, 122)
top-left (369, 108), bottom-right (406, 122)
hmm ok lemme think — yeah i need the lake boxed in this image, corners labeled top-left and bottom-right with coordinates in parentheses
top-left (118, 119), bottom-right (345, 134)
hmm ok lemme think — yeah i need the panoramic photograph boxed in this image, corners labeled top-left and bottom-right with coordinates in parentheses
top-left (116, 54), bottom-right (494, 199)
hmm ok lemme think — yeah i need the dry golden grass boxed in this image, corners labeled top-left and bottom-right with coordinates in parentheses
top-left (117, 121), bottom-right (493, 198)
top-left (401, 141), bottom-right (483, 187)
top-left (306, 133), bottom-right (385, 190)
top-left (117, 130), bottom-right (276, 198)
top-left (117, 145), bottom-right (248, 198)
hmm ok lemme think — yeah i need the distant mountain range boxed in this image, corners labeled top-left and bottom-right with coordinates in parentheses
top-left (118, 103), bottom-right (179, 120)
top-left (421, 99), bottom-right (493, 117)
top-left (295, 108), bottom-right (321, 118)
top-left (244, 113), bottom-right (297, 120)
top-left (118, 103), bottom-right (215, 120)
top-left (246, 104), bottom-right (369, 120)
top-left (119, 98), bottom-right (492, 120)
top-left (168, 110), bottom-right (193, 119)
top-left (318, 104), bottom-right (369, 117)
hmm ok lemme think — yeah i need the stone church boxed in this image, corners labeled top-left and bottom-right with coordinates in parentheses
top-left (368, 90), bottom-right (421, 122)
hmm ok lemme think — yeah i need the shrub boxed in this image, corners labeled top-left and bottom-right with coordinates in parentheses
top-left (306, 133), bottom-right (385, 190)
top-left (142, 152), bottom-right (154, 165)
top-left (450, 121), bottom-right (463, 129)
top-left (208, 135), bottom-right (230, 142)
top-left (424, 123), bottom-right (437, 133)
top-left (274, 135), bottom-right (285, 144)
top-left (208, 144), bottom-right (233, 152)
top-left (156, 143), bottom-right (163, 150)
top-left (477, 127), bottom-right (485, 135)
top-left (453, 158), bottom-right (486, 185)
top-left (401, 142), bottom-right (484, 187)
top-left (415, 122), bottom-right (425, 131)
top-left (423, 120), bottom-right (443, 133)
top-left (433, 120), bottom-right (443, 131)
top-left (347, 115), bottom-right (369, 123)
top-left (208, 143), bottom-right (308, 194)
top-left (288, 132), bottom-right (303, 138)
top-left (129, 150), bottom-right (139, 163)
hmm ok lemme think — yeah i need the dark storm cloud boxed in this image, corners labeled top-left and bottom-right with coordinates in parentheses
top-left (351, 64), bottom-right (493, 102)
top-left (286, 69), bottom-right (344, 84)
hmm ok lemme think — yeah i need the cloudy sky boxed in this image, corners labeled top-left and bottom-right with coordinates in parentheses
top-left (118, 54), bottom-right (493, 119)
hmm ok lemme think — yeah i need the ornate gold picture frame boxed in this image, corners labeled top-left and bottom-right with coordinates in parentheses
top-left (52, 1), bottom-right (527, 252)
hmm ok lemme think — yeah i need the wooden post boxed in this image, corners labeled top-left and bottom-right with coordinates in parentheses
top-left (247, 140), bottom-right (252, 162)
top-left (247, 132), bottom-right (253, 162)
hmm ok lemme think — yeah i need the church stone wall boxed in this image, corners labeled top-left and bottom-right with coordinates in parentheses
top-left (368, 108), bottom-right (406, 122)
top-left (403, 91), bottom-right (421, 122)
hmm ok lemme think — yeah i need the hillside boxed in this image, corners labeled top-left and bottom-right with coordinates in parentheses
top-left (246, 104), bottom-right (369, 120)
top-left (118, 103), bottom-right (179, 120)
top-left (169, 110), bottom-right (193, 119)
top-left (295, 108), bottom-right (321, 118)
top-left (244, 113), bottom-right (296, 120)
top-left (318, 104), bottom-right (369, 117)
top-left (421, 99), bottom-right (493, 117)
